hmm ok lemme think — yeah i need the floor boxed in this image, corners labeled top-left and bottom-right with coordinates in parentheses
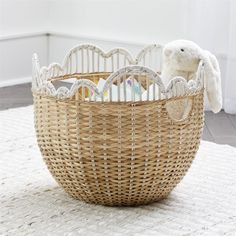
top-left (1, 83), bottom-right (236, 147)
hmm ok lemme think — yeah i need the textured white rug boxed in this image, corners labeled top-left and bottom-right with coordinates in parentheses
top-left (1, 106), bottom-right (236, 236)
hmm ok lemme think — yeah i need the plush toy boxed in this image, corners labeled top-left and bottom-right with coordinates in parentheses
top-left (161, 39), bottom-right (222, 120)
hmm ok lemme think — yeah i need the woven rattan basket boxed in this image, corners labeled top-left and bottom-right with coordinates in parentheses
top-left (32, 44), bottom-right (204, 206)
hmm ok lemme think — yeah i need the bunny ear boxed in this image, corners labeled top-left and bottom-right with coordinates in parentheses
top-left (201, 50), bottom-right (222, 113)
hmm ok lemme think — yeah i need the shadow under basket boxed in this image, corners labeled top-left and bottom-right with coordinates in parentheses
top-left (33, 86), bottom-right (204, 206)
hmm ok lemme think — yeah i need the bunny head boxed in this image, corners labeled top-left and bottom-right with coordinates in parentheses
top-left (162, 39), bottom-right (222, 113)
top-left (163, 40), bottom-right (201, 73)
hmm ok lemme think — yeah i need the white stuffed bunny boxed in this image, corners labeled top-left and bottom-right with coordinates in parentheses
top-left (162, 39), bottom-right (222, 115)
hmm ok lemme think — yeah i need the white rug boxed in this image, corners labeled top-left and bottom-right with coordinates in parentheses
top-left (1, 106), bottom-right (236, 236)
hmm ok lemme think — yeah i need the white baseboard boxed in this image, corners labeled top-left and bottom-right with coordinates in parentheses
top-left (0, 77), bottom-right (32, 88)
top-left (0, 31), bottom-right (47, 41)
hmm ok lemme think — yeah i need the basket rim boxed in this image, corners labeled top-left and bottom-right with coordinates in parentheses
top-left (32, 88), bottom-right (204, 123)
top-left (32, 44), bottom-right (205, 101)
top-left (32, 88), bottom-right (204, 104)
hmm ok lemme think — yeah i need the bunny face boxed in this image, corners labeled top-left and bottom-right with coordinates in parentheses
top-left (163, 40), bottom-right (201, 72)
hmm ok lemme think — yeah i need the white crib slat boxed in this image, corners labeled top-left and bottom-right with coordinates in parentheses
top-left (92, 50), bottom-right (95, 72)
top-left (104, 58), bottom-right (107, 72)
top-left (65, 60), bottom-right (68, 75)
top-left (81, 49), bottom-right (84, 73)
top-left (123, 75), bottom-right (127, 102)
top-left (158, 86), bottom-right (161, 99)
top-left (117, 53), bottom-right (119, 70)
top-left (69, 55), bottom-right (72, 74)
top-left (87, 48), bottom-right (89, 73)
top-left (153, 82), bottom-right (155, 101)
top-left (131, 75), bottom-right (135, 102)
top-left (138, 72), bottom-right (142, 101)
top-left (146, 76), bottom-right (150, 101)
top-left (117, 76), bottom-right (120, 102)
top-left (97, 53), bottom-right (100, 72)
top-left (111, 55), bottom-right (114, 72)
top-left (75, 51), bottom-right (78, 73)
top-left (149, 49), bottom-right (152, 68)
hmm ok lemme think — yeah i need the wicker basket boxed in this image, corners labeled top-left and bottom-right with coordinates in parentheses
top-left (32, 44), bottom-right (204, 206)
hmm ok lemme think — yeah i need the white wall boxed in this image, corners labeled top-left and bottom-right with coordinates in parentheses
top-left (224, 0), bottom-right (236, 113)
top-left (49, 0), bottom-right (188, 45)
top-left (185, 0), bottom-right (230, 54)
top-left (0, 35), bottom-right (48, 86)
top-left (0, 0), bottom-right (49, 35)
top-left (0, 0), bottom-right (49, 86)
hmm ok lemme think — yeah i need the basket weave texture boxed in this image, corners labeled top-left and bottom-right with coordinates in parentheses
top-left (33, 89), bottom-right (204, 206)
top-left (32, 44), bottom-right (204, 206)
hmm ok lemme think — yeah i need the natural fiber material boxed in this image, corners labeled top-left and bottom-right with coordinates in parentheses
top-left (32, 44), bottom-right (204, 206)
top-left (33, 81), bottom-right (204, 206)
